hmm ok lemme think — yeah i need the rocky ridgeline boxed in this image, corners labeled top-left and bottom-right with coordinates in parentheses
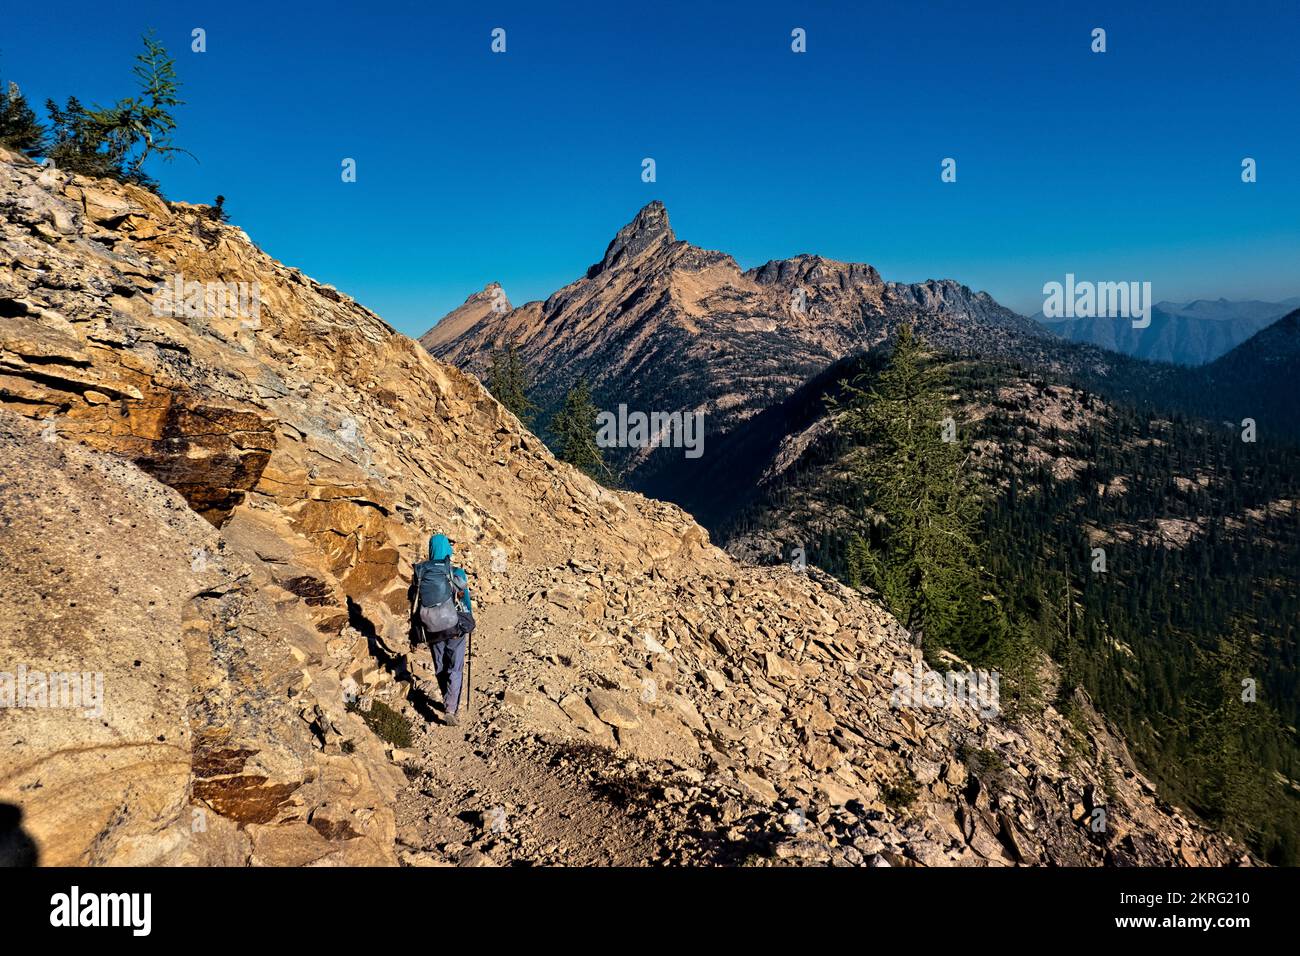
top-left (420, 200), bottom-right (1070, 498)
top-left (0, 148), bottom-right (1243, 866)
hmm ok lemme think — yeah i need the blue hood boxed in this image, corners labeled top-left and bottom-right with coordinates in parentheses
top-left (429, 533), bottom-right (452, 561)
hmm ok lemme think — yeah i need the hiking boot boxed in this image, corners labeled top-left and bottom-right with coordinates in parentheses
top-left (443, 712), bottom-right (460, 727)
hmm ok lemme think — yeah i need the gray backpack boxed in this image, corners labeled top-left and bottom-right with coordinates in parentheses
top-left (415, 559), bottom-right (459, 634)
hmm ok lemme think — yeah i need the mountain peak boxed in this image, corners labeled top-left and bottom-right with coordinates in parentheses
top-left (420, 282), bottom-right (512, 351)
top-left (626, 199), bottom-right (672, 236)
top-left (465, 281), bottom-right (510, 308)
top-left (588, 200), bottom-right (676, 277)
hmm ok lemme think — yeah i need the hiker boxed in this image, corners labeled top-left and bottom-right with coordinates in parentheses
top-left (410, 533), bottom-right (474, 725)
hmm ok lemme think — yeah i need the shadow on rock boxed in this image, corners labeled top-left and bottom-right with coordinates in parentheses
top-left (0, 804), bottom-right (38, 867)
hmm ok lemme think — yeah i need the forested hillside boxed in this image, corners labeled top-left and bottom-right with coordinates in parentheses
top-left (725, 346), bottom-right (1300, 864)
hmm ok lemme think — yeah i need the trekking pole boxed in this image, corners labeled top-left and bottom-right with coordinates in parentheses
top-left (464, 629), bottom-right (473, 717)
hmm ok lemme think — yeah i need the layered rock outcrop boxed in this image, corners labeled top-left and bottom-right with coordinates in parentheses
top-left (0, 147), bottom-right (710, 865)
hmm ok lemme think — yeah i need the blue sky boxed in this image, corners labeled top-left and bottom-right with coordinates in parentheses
top-left (4, 0), bottom-right (1298, 336)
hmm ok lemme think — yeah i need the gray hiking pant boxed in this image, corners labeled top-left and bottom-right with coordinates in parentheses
top-left (429, 630), bottom-right (467, 715)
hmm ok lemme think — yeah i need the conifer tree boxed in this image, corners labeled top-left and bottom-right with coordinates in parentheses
top-left (45, 32), bottom-right (190, 190)
top-left (100, 31), bottom-right (189, 184)
top-left (831, 324), bottom-right (1008, 661)
top-left (844, 533), bottom-right (871, 590)
top-left (46, 95), bottom-right (125, 179)
top-left (550, 378), bottom-right (612, 483)
top-left (208, 195), bottom-right (229, 223)
top-left (0, 80), bottom-right (46, 155)
top-left (1187, 625), bottom-right (1279, 838)
top-left (487, 338), bottom-right (536, 426)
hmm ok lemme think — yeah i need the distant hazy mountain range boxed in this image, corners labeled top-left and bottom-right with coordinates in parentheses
top-left (1034, 297), bottom-right (1300, 366)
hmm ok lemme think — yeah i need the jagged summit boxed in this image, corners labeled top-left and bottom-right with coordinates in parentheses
top-left (467, 281), bottom-right (508, 304)
top-left (623, 199), bottom-right (673, 240)
top-left (588, 200), bottom-right (676, 277)
top-left (749, 254), bottom-right (883, 289)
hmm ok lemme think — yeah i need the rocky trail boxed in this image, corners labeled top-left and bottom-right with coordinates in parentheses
top-left (381, 559), bottom-right (1243, 868)
top-left (393, 601), bottom-right (776, 867)
top-left (395, 603), bottom-right (676, 867)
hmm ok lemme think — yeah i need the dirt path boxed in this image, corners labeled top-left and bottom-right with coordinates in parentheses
top-left (393, 602), bottom-right (668, 866)
top-left (394, 730), bottom-right (667, 866)
top-left (391, 601), bottom-right (784, 866)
